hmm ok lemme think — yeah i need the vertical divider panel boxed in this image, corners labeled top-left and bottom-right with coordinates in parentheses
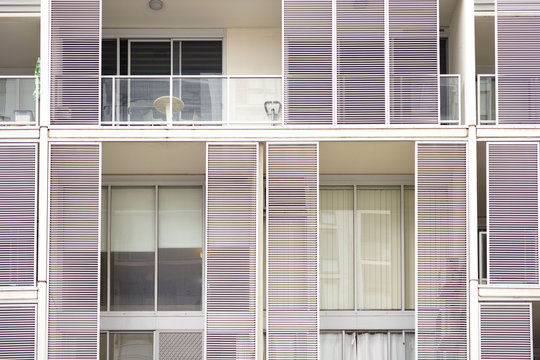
top-left (284, 0), bottom-right (333, 125)
top-left (487, 142), bottom-right (539, 284)
top-left (480, 302), bottom-right (532, 360)
top-left (48, 144), bottom-right (101, 359)
top-left (206, 143), bottom-right (258, 359)
top-left (0, 144), bottom-right (37, 287)
top-left (416, 143), bottom-right (468, 359)
top-left (50, 0), bottom-right (100, 125)
top-left (266, 143), bottom-right (318, 360)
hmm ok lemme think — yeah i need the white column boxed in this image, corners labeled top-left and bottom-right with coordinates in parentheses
top-left (468, 127), bottom-right (479, 360)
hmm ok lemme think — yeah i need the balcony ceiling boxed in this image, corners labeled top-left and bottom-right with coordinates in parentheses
top-left (103, 0), bottom-right (281, 29)
top-left (0, 17), bottom-right (39, 73)
top-left (439, 0), bottom-right (458, 27)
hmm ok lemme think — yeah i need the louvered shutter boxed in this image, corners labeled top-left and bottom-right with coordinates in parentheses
top-left (336, 0), bottom-right (385, 124)
top-left (480, 302), bottom-right (532, 360)
top-left (206, 143), bottom-right (258, 359)
top-left (160, 332), bottom-right (202, 360)
top-left (48, 144), bottom-right (100, 359)
top-left (50, 0), bottom-right (100, 125)
top-left (497, 1), bottom-right (540, 124)
top-left (266, 143), bottom-right (318, 360)
top-left (0, 144), bottom-right (36, 286)
top-left (416, 143), bottom-right (468, 359)
top-left (487, 143), bottom-right (539, 284)
top-left (389, 0), bottom-right (438, 124)
top-left (0, 305), bottom-right (36, 359)
top-left (283, 0), bottom-right (333, 125)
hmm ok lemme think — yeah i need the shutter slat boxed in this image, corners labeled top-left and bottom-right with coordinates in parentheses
top-left (48, 144), bottom-right (100, 359)
top-left (206, 144), bottom-right (258, 359)
top-left (284, 0), bottom-right (333, 125)
top-left (50, 0), bottom-right (100, 125)
top-left (266, 143), bottom-right (318, 360)
top-left (0, 305), bottom-right (36, 359)
top-left (480, 302), bottom-right (532, 359)
top-left (487, 143), bottom-right (539, 284)
top-left (416, 143), bottom-right (468, 359)
top-left (389, 0), bottom-right (438, 124)
top-left (0, 145), bottom-right (36, 287)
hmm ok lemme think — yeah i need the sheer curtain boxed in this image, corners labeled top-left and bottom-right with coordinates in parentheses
top-left (356, 187), bottom-right (401, 310)
top-left (357, 333), bottom-right (387, 359)
top-left (320, 333), bottom-right (343, 360)
top-left (320, 187), bottom-right (354, 310)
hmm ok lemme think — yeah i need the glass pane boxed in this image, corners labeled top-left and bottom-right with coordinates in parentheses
top-left (320, 332), bottom-right (342, 360)
top-left (116, 78), bottom-right (169, 124)
top-left (0, 78), bottom-right (37, 125)
top-left (110, 187), bottom-right (155, 311)
top-left (404, 186), bottom-right (415, 310)
top-left (390, 333), bottom-right (405, 360)
top-left (158, 187), bottom-right (203, 311)
top-left (130, 41), bottom-right (171, 75)
top-left (100, 333), bottom-right (107, 360)
top-left (440, 75), bottom-right (460, 124)
top-left (404, 333), bottom-right (415, 360)
top-left (479, 75), bottom-right (496, 124)
top-left (109, 333), bottom-right (153, 360)
top-left (102, 39), bottom-right (117, 75)
top-left (320, 187), bottom-right (354, 310)
top-left (101, 187), bottom-right (108, 311)
top-left (356, 187), bottom-right (401, 310)
top-left (228, 77), bottom-right (282, 126)
top-left (101, 77), bottom-right (113, 125)
top-left (173, 77), bottom-right (224, 124)
top-left (181, 41), bottom-right (222, 75)
top-left (357, 333), bottom-right (388, 359)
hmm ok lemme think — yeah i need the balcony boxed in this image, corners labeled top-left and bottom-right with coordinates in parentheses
top-left (0, 77), bottom-right (38, 126)
top-left (477, 74), bottom-right (496, 125)
top-left (101, 76), bottom-right (282, 127)
top-left (440, 75), bottom-right (461, 125)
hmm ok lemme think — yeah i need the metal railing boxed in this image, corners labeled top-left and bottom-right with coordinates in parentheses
top-left (0, 76), bottom-right (39, 126)
top-left (440, 74), bottom-right (461, 125)
top-left (101, 75), bottom-right (283, 127)
top-left (477, 74), bottom-right (496, 125)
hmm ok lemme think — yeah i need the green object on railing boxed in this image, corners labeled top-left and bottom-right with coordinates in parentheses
top-left (33, 58), bottom-right (40, 101)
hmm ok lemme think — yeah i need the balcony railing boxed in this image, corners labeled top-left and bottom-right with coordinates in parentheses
top-left (440, 74), bottom-right (461, 125)
top-left (0, 76), bottom-right (39, 126)
top-left (101, 76), bottom-right (282, 127)
top-left (477, 74), bottom-right (496, 125)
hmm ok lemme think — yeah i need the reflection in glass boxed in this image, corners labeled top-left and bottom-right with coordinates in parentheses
top-left (100, 333), bottom-right (107, 360)
top-left (101, 187), bottom-right (108, 311)
top-left (404, 186), bottom-right (415, 310)
top-left (109, 333), bottom-right (153, 360)
top-left (110, 187), bottom-right (155, 311)
top-left (158, 187), bottom-right (203, 310)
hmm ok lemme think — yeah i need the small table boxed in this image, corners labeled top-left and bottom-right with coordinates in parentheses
top-left (153, 96), bottom-right (184, 124)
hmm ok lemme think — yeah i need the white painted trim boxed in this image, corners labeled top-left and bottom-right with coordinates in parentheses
top-left (320, 174), bottom-right (414, 186)
top-left (102, 28), bottom-right (225, 39)
top-left (102, 174), bottom-right (204, 186)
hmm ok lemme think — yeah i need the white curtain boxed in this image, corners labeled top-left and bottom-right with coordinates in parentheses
top-left (357, 333), bottom-right (388, 359)
top-left (356, 187), bottom-right (401, 310)
top-left (320, 333), bottom-right (343, 360)
top-left (320, 187), bottom-right (354, 310)
top-left (111, 187), bottom-right (155, 252)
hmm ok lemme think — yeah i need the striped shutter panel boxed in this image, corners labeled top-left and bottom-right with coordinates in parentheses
top-left (160, 332), bottom-right (202, 360)
top-left (480, 302), bottom-right (532, 360)
top-left (487, 143), bottom-right (539, 284)
top-left (389, 0), bottom-right (438, 124)
top-left (283, 0), bottom-right (333, 125)
top-left (497, 1), bottom-right (540, 124)
top-left (0, 305), bottom-right (36, 359)
top-left (266, 143), bottom-right (318, 360)
top-left (336, 0), bottom-right (385, 124)
top-left (48, 144), bottom-right (100, 359)
top-left (206, 143), bottom-right (258, 359)
top-left (50, 0), bottom-right (100, 125)
top-left (0, 144), bottom-right (36, 286)
top-left (416, 143), bottom-right (468, 359)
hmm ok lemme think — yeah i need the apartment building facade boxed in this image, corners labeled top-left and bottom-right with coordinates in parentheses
top-left (0, 0), bottom-right (538, 359)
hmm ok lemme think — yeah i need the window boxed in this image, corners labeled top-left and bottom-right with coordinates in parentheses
top-left (100, 332), bottom-right (153, 360)
top-left (320, 331), bottom-right (415, 360)
top-left (319, 185), bottom-right (415, 310)
top-left (101, 186), bottom-right (203, 311)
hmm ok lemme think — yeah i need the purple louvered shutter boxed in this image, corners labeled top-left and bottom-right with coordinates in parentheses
top-left (416, 143), bottom-right (468, 359)
top-left (480, 302), bottom-right (532, 359)
top-left (389, 0), bottom-right (438, 124)
top-left (48, 144), bottom-right (100, 359)
top-left (0, 305), bottom-right (36, 359)
top-left (0, 144), bottom-right (36, 287)
top-left (206, 143), bottom-right (258, 359)
top-left (50, 0), bottom-right (100, 125)
top-left (266, 143), bottom-right (318, 360)
top-left (487, 143), bottom-right (539, 284)
top-left (284, 0), bottom-right (333, 125)
top-left (336, 0), bottom-right (385, 125)
top-left (497, 1), bottom-right (540, 124)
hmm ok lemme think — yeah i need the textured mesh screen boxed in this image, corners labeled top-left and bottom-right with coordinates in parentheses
top-left (159, 332), bottom-right (202, 360)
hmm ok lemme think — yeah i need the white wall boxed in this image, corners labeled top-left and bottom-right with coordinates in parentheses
top-left (226, 28), bottom-right (281, 75)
